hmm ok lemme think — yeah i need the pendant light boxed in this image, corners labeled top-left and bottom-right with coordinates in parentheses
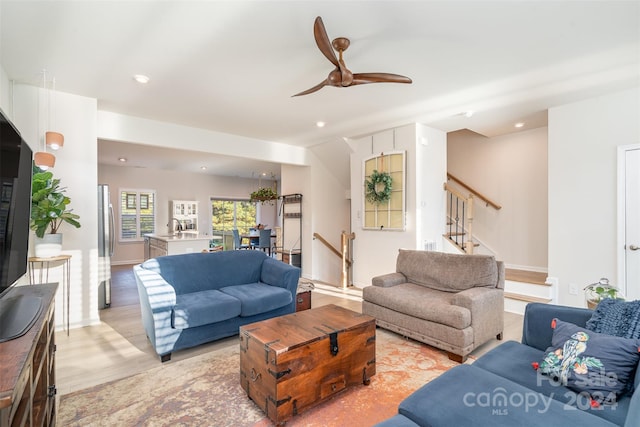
top-left (34, 71), bottom-right (62, 170)
top-left (45, 78), bottom-right (64, 150)
top-left (46, 131), bottom-right (64, 150)
top-left (34, 151), bottom-right (55, 169)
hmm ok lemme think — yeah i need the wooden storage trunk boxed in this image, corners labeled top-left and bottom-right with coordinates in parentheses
top-left (295, 290), bottom-right (311, 311)
top-left (239, 304), bottom-right (376, 425)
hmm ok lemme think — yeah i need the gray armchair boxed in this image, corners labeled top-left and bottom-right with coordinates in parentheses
top-left (362, 249), bottom-right (504, 362)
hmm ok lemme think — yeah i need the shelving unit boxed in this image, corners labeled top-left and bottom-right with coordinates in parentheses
top-left (169, 200), bottom-right (198, 233)
top-left (278, 194), bottom-right (302, 268)
top-left (0, 284), bottom-right (57, 427)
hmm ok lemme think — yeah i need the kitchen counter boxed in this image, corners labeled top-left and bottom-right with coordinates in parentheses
top-left (145, 233), bottom-right (211, 241)
top-left (144, 233), bottom-right (211, 260)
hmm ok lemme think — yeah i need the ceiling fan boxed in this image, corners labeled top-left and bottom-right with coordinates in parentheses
top-left (293, 16), bottom-right (412, 97)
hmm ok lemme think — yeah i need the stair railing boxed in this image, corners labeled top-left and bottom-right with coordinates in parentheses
top-left (447, 173), bottom-right (502, 210)
top-left (443, 183), bottom-right (475, 254)
top-left (313, 231), bottom-right (355, 289)
top-left (444, 174), bottom-right (502, 254)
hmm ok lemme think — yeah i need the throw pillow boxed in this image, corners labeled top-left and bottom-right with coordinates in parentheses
top-left (585, 299), bottom-right (640, 339)
top-left (538, 318), bottom-right (640, 404)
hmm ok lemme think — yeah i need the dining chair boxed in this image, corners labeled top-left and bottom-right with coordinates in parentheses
top-left (232, 229), bottom-right (250, 250)
top-left (258, 228), bottom-right (273, 255)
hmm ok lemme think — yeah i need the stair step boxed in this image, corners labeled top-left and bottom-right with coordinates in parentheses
top-left (504, 291), bottom-right (552, 304)
top-left (505, 269), bottom-right (548, 286)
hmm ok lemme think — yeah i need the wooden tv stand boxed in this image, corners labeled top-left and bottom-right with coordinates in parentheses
top-left (0, 284), bottom-right (57, 427)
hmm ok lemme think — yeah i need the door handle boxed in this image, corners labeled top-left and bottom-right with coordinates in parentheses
top-left (630, 245), bottom-right (640, 251)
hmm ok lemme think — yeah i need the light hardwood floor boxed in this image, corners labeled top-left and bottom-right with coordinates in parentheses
top-left (55, 265), bottom-right (523, 396)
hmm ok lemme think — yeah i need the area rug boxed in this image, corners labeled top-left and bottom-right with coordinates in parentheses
top-left (59, 329), bottom-right (459, 427)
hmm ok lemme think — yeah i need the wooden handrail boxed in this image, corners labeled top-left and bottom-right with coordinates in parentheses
top-left (313, 232), bottom-right (352, 267)
top-left (447, 173), bottom-right (502, 210)
top-left (443, 182), bottom-right (471, 202)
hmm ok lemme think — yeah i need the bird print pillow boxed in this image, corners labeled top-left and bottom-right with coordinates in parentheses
top-left (538, 319), bottom-right (640, 404)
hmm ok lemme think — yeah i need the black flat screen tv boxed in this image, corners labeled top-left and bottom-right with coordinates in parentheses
top-left (0, 108), bottom-right (42, 342)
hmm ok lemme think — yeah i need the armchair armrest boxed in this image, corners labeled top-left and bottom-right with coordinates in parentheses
top-left (372, 272), bottom-right (407, 288)
top-left (452, 287), bottom-right (504, 345)
top-left (521, 303), bottom-right (593, 351)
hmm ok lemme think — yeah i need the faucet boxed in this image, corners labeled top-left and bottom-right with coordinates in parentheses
top-left (170, 218), bottom-right (183, 233)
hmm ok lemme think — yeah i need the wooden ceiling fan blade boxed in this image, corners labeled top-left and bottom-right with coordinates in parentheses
top-left (351, 73), bottom-right (413, 85)
top-left (313, 17), bottom-right (340, 68)
top-left (292, 80), bottom-right (328, 97)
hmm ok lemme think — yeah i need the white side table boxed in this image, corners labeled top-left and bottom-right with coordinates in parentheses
top-left (28, 254), bottom-right (72, 335)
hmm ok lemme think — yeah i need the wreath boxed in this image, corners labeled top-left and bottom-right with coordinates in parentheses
top-left (365, 170), bottom-right (393, 204)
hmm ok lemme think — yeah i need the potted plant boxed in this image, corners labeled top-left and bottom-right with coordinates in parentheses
top-left (250, 187), bottom-right (278, 205)
top-left (30, 165), bottom-right (81, 257)
top-left (584, 277), bottom-right (624, 309)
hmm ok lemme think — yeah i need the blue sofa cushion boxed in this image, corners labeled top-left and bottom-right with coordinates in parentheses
top-left (141, 250), bottom-right (267, 294)
top-left (373, 415), bottom-right (420, 427)
top-left (220, 283), bottom-right (292, 317)
top-left (172, 290), bottom-right (241, 329)
top-left (399, 364), bottom-right (618, 426)
top-left (474, 340), bottom-right (631, 426)
top-left (539, 319), bottom-right (640, 403)
top-left (521, 302), bottom-right (594, 352)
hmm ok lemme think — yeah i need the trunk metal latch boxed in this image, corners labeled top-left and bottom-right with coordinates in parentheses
top-left (329, 332), bottom-right (339, 356)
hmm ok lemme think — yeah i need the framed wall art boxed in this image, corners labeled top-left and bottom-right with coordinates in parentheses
top-left (362, 151), bottom-right (405, 230)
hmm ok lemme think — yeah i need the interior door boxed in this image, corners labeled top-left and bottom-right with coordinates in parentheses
top-left (624, 147), bottom-right (640, 300)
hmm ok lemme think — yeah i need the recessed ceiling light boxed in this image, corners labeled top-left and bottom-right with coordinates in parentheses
top-left (118, 157), bottom-right (127, 162)
top-left (133, 74), bottom-right (150, 84)
top-left (456, 111), bottom-right (475, 118)
top-left (514, 122), bottom-right (525, 128)
top-left (200, 166), bottom-right (207, 170)
top-left (316, 121), bottom-right (326, 128)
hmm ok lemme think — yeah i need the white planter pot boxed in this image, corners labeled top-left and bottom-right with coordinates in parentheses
top-left (34, 234), bottom-right (63, 258)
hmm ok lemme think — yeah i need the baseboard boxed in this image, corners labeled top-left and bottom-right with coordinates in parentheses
top-left (504, 263), bottom-right (548, 273)
top-left (111, 259), bottom-right (144, 266)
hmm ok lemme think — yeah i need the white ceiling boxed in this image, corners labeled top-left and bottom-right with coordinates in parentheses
top-left (2, 1), bottom-right (639, 178)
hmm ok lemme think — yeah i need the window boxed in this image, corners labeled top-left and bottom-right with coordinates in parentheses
top-left (363, 151), bottom-right (405, 230)
top-left (119, 189), bottom-right (156, 241)
top-left (211, 199), bottom-right (256, 235)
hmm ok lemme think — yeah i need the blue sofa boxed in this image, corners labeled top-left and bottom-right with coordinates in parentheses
top-left (377, 303), bottom-right (640, 426)
top-left (133, 250), bottom-right (300, 362)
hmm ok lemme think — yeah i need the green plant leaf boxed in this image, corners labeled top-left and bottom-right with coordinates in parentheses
top-left (30, 163), bottom-right (81, 237)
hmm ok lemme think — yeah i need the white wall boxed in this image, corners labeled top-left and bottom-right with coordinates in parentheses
top-left (98, 164), bottom-right (276, 264)
top-left (549, 87), bottom-right (640, 306)
top-left (98, 111), bottom-right (309, 166)
top-left (350, 123), bottom-right (446, 288)
top-left (310, 154), bottom-right (350, 286)
top-left (0, 66), bottom-right (10, 117)
top-left (280, 164), bottom-right (311, 275)
top-left (417, 124), bottom-right (448, 250)
top-left (279, 150), bottom-right (352, 287)
top-left (13, 84), bottom-right (99, 329)
top-left (447, 126), bottom-right (548, 270)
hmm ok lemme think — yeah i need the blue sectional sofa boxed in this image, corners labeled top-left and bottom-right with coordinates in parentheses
top-left (377, 303), bottom-right (640, 426)
top-left (133, 250), bottom-right (300, 361)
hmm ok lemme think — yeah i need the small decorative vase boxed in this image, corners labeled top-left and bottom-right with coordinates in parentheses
top-left (34, 233), bottom-right (63, 258)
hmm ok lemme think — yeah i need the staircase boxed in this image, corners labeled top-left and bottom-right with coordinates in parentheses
top-left (504, 269), bottom-right (554, 315)
top-left (443, 173), bottom-right (501, 254)
top-left (443, 175), bottom-right (554, 314)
